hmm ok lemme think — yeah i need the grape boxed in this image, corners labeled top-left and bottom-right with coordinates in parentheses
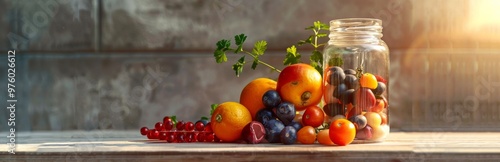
top-left (328, 67), bottom-right (346, 85)
top-left (323, 103), bottom-right (345, 117)
top-left (273, 102), bottom-right (296, 126)
top-left (333, 84), bottom-right (347, 98)
top-left (344, 74), bottom-right (359, 90)
top-left (349, 115), bottom-right (367, 130)
top-left (364, 112), bottom-right (382, 128)
top-left (344, 69), bottom-right (356, 75)
top-left (355, 125), bottom-right (373, 140)
top-left (140, 127), bottom-right (149, 136)
top-left (195, 121), bottom-right (205, 131)
top-left (340, 89), bottom-right (355, 105)
top-left (185, 122), bottom-right (195, 131)
top-left (354, 88), bottom-right (377, 111)
top-left (262, 90), bottom-right (282, 108)
top-left (280, 126), bottom-right (297, 145)
top-left (371, 82), bottom-right (386, 96)
top-left (256, 108), bottom-right (275, 126)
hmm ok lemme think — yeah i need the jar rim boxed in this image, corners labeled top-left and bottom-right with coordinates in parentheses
top-left (330, 18), bottom-right (382, 28)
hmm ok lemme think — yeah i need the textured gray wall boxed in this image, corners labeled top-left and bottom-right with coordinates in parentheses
top-left (1, 0), bottom-right (500, 132)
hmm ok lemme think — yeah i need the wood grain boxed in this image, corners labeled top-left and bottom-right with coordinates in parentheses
top-left (1, 131), bottom-right (499, 161)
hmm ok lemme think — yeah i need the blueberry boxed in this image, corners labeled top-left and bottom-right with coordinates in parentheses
top-left (371, 82), bottom-right (386, 96)
top-left (262, 90), bottom-right (282, 108)
top-left (333, 83), bottom-right (348, 98)
top-left (280, 126), bottom-right (297, 145)
top-left (288, 121), bottom-right (302, 131)
top-left (264, 119), bottom-right (285, 143)
top-left (273, 102), bottom-right (296, 125)
top-left (256, 109), bottom-right (275, 126)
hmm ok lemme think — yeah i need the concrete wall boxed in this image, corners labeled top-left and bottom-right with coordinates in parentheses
top-left (1, 0), bottom-right (500, 132)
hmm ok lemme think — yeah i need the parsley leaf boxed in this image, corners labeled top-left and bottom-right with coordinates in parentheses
top-left (234, 34), bottom-right (247, 53)
top-left (232, 56), bottom-right (246, 77)
top-left (214, 50), bottom-right (227, 63)
top-left (311, 50), bottom-right (322, 63)
top-left (252, 40), bottom-right (267, 55)
top-left (216, 39), bottom-right (230, 51)
top-left (284, 45), bottom-right (301, 65)
top-left (317, 33), bottom-right (328, 38)
top-left (328, 57), bottom-right (344, 67)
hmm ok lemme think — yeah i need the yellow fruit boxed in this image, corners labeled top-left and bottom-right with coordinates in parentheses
top-left (359, 73), bottom-right (378, 89)
top-left (317, 129), bottom-right (334, 145)
top-left (211, 102), bottom-right (252, 142)
top-left (364, 112), bottom-right (382, 128)
top-left (240, 78), bottom-right (277, 120)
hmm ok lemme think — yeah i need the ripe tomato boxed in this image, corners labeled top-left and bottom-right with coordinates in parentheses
top-left (302, 105), bottom-right (325, 127)
top-left (329, 119), bottom-right (356, 146)
top-left (297, 126), bottom-right (316, 144)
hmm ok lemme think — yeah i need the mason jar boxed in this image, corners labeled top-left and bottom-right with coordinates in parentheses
top-left (322, 18), bottom-right (390, 142)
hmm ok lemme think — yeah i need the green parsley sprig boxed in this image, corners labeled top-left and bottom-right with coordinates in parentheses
top-left (213, 21), bottom-right (330, 77)
top-left (213, 34), bottom-right (281, 77)
top-left (295, 21), bottom-right (330, 75)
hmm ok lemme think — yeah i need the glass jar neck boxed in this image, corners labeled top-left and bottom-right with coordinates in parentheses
top-left (328, 18), bottom-right (383, 44)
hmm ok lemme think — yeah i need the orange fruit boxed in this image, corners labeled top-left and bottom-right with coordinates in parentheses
top-left (317, 129), bottom-right (334, 145)
top-left (297, 126), bottom-right (316, 144)
top-left (277, 63), bottom-right (322, 111)
top-left (211, 102), bottom-right (252, 142)
top-left (240, 78), bottom-right (277, 120)
top-left (359, 73), bottom-right (378, 89)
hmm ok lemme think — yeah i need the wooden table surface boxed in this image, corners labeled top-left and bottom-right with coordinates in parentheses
top-left (1, 131), bottom-right (500, 162)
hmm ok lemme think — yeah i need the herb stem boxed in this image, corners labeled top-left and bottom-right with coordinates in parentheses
top-left (243, 51), bottom-right (282, 73)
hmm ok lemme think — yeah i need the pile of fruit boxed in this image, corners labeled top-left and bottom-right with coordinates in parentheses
top-left (139, 63), bottom-right (389, 145)
top-left (140, 21), bottom-right (389, 145)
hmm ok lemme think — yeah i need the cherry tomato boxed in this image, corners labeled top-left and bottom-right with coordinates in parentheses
top-left (317, 129), bottom-right (334, 145)
top-left (297, 126), bottom-right (316, 144)
top-left (302, 105), bottom-right (325, 127)
top-left (329, 119), bottom-right (356, 146)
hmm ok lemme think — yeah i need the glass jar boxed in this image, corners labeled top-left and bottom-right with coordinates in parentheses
top-left (322, 18), bottom-right (389, 142)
